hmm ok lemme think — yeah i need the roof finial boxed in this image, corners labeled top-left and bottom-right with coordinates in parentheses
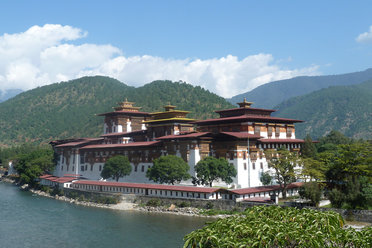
top-left (238, 98), bottom-right (253, 108)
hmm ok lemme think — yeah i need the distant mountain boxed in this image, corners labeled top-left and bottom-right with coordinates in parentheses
top-left (0, 89), bottom-right (23, 103)
top-left (0, 76), bottom-right (234, 146)
top-left (228, 68), bottom-right (372, 109)
top-left (273, 80), bottom-right (372, 140)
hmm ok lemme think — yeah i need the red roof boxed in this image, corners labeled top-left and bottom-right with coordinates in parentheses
top-left (194, 115), bottom-right (303, 125)
top-left (100, 130), bottom-right (146, 138)
top-left (219, 132), bottom-right (262, 139)
top-left (258, 138), bottom-right (304, 143)
top-left (39, 174), bottom-right (54, 179)
top-left (230, 182), bottom-right (304, 195)
top-left (55, 138), bottom-right (103, 148)
top-left (73, 180), bottom-right (224, 193)
top-left (215, 107), bottom-right (276, 114)
top-left (56, 177), bottom-right (77, 183)
top-left (80, 141), bottom-right (161, 150)
top-left (97, 110), bottom-right (150, 116)
top-left (243, 197), bottom-right (272, 203)
top-left (156, 132), bottom-right (210, 140)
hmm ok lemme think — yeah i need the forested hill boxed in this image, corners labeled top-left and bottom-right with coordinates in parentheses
top-left (273, 80), bottom-right (372, 140)
top-left (0, 76), bottom-right (234, 146)
top-left (228, 68), bottom-right (372, 109)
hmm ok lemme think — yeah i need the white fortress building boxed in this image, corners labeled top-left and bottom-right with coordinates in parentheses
top-left (50, 99), bottom-right (304, 188)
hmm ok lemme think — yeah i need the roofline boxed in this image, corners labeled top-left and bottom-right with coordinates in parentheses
top-left (215, 107), bottom-right (276, 113)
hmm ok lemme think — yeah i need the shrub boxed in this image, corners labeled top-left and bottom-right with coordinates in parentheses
top-left (177, 201), bottom-right (191, 208)
top-left (146, 198), bottom-right (162, 207)
top-left (184, 206), bottom-right (372, 247)
top-left (205, 202), bottom-right (214, 209)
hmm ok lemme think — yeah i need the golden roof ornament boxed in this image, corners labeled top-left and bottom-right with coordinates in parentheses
top-left (114, 98), bottom-right (141, 112)
top-left (238, 98), bottom-right (253, 108)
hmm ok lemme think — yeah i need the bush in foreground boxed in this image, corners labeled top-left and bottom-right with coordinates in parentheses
top-left (184, 206), bottom-right (372, 247)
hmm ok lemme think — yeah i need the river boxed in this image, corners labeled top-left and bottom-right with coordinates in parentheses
top-left (0, 182), bottom-right (208, 248)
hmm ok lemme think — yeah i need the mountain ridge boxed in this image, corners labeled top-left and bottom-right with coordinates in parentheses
top-left (228, 68), bottom-right (372, 109)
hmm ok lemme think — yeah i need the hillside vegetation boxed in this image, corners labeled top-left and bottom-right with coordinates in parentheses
top-left (274, 80), bottom-right (372, 139)
top-left (0, 76), bottom-right (234, 146)
top-left (228, 68), bottom-right (372, 109)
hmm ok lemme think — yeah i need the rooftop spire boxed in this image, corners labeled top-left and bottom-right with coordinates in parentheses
top-left (114, 98), bottom-right (141, 112)
top-left (237, 98), bottom-right (253, 108)
top-left (164, 103), bottom-right (176, 112)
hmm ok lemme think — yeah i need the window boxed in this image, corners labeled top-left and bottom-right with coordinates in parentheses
top-left (252, 163), bottom-right (256, 170)
top-left (275, 127), bottom-right (280, 137)
top-left (268, 126), bottom-right (273, 137)
top-left (72, 166), bottom-right (74, 171)
top-left (80, 155), bottom-right (85, 164)
top-left (141, 166), bottom-right (144, 172)
top-left (91, 164), bottom-right (93, 171)
top-left (135, 165), bottom-right (137, 172)
top-left (243, 152), bottom-right (246, 160)
top-left (85, 164), bottom-right (88, 171)
top-left (260, 162), bottom-right (263, 169)
top-left (254, 125), bottom-right (260, 135)
top-left (244, 163), bottom-right (247, 170)
top-left (81, 166), bottom-right (84, 171)
top-left (99, 165), bottom-right (102, 171)
top-left (61, 166), bottom-right (63, 171)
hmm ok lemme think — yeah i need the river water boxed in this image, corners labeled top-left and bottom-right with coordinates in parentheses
top-left (0, 182), bottom-right (208, 248)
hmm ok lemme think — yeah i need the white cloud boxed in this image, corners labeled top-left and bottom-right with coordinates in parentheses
top-left (0, 24), bottom-right (320, 98)
top-left (356, 25), bottom-right (372, 43)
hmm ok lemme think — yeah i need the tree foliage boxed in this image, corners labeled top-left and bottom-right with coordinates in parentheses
top-left (301, 134), bottom-right (317, 158)
top-left (299, 182), bottom-right (322, 207)
top-left (12, 147), bottom-right (55, 186)
top-left (146, 155), bottom-right (191, 185)
top-left (265, 148), bottom-right (300, 198)
top-left (192, 157), bottom-right (237, 187)
top-left (101, 155), bottom-right (132, 182)
top-left (274, 79), bottom-right (372, 140)
top-left (259, 171), bottom-right (273, 186)
top-left (184, 206), bottom-right (372, 248)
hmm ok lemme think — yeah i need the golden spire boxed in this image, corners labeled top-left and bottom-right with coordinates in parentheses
top-left (237, 98), bottom-right (253, 108)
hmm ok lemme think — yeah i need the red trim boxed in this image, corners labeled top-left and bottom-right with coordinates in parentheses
top-left (156, 132), bottom-right (210, 140)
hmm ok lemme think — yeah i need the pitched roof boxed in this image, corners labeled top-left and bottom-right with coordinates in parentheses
top-left (80, 141), bottom-right (161, 150)
top-left (100, 130), bottom-right (146, 138)
top-left (194, 115), bottom-right (303, 125)
top-left (230, 182), bottom-right (304, 195)
top-left (54, 138), bottom-right (103, 148)
top-left (219, 132), bottom-right (262, 139)
top-left (258, 138), bottom-right (305, 143)
top-left (73, 180), bottom-right (224, 193)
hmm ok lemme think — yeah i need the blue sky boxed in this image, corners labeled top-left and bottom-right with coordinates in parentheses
top-left (1, 0), bottom-right (372, 98)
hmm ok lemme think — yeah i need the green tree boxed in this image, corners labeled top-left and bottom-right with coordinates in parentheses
top-left (299, 182), bottom-right (322, 207)
top-left (321, 142), bottom-right (372, 209)
top-left (301, 157), bottom-right (325, 182)
top-left (192, 157), bottom-right (237, 187)
top-left (146, 155), bottom-right (191, 185)
top-left (260, 171), bottom-right (273, 186)
top-left (265, 148), bottom-right (300, 198)
top-left (101, 155), bottom-right (132, 182)
top-left (13, 148), bottom-right (55, 186)
top-left (301, 134), bottom-right (317, 158)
